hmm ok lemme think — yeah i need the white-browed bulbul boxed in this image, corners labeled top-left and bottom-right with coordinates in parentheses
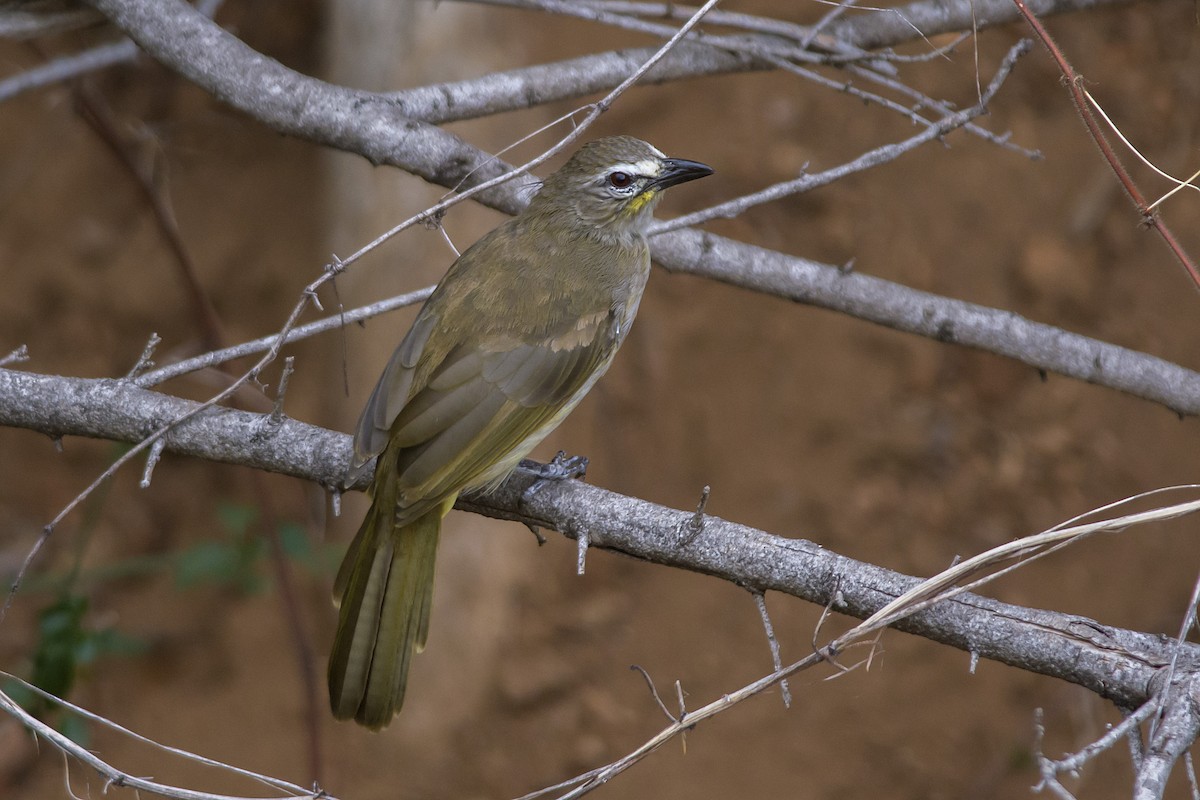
top-left (329, 136), bottom-right (713, 729)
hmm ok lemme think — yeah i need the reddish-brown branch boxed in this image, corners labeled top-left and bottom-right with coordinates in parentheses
top-left (1010, 0), bottom-right (1200, 290)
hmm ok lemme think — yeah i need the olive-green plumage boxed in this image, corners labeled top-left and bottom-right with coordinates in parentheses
top-left (329, 136), bottom-right (712, 729)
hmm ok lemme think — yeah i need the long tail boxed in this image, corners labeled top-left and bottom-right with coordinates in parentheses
top-left (327, 496), bottom-right (449, 729)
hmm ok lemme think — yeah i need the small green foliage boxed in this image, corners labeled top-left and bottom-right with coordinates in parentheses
top-left (278, 520), bottom-right (342, 575)
top-left (10, 498), bottom-right (339, 740)
top-left (29, 593), bottom-right (88, 702)
top-left (5, 592), bottom-right (148, 744)
top-left (173, 502), bottom-right (267, 593)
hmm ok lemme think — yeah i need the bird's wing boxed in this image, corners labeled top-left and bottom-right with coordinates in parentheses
top-left (349, 295), bottom-right (618, 513)
top-left (385, 307), bottom-right (617, 519)
top-left (348, 310), bottom-right (438, 484)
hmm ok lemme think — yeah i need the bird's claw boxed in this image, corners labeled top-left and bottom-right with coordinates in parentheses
top-left (519, 451), bottom-right (589, 503)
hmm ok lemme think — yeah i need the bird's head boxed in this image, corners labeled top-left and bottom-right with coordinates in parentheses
top-left (530, 136), bottom-right (712, 238)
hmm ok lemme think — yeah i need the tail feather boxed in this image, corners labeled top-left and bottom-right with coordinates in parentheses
top-left (328, 500), bottom-right (446, 729)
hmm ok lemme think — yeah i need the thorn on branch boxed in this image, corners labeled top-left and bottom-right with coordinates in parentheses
top-left (124, 333), bottom-right (161, 380)
top-left (679, 485), bottom-right (710, 545)
top-left (0, 344), bottom-right (29, 367)
top-left (139, 438), bottom-right (166, 489)
top-left (675, 680), bottom-right (688, 724)
top-left (575, 522), bottom-right (590, 575)
top-left (303, 286), bottom-right (325, 313)
top-left (750, 587), bottom-right (791, 709)
top-left (269, 356), bottom-right (296, 425)
top-left (524, 523), bottom-right (547, 546)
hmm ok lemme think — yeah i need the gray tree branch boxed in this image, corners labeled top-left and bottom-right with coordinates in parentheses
top-left (0, 365), bottom-right (1187, 711)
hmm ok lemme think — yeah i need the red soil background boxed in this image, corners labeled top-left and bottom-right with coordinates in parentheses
top-left (2, 2), bottom-right (1200, 798)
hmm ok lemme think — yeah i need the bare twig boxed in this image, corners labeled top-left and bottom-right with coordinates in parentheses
top-left (0, 39), bottom-right (137, 102)
top-left (0, 3), bottom-right (102, 39)
top-left (654, 39), bottom-right (1031, 235)
top-left (750, 588), bottom-right (791, 708)
top-left (1135, 672), bottom-right (1200, 800)
top-left (629, 664), bottom-right (679, 723)
top-left (0, 0), bottom-right (223, 102)
top-left (136, 286), bottom-right (435, 387)
top-left (269, 356), bottom-right (295, 425)
top-left (1037, 699), bottom-right (1158, 794)
top-left (1, 344), bottom-right (30, 366)
top-left (0, 674), bottom-right (326, 800)
top-left (1154, 564), bottom-right (1200, 741)
top-left (1034, 708), bottom-right (1081, 800)
top-left (139, 436), bottom-right (165, 488)
top-left (125, 332), bottom-right (162, 380)
top-left (679, 484), bottom-right (709, 545)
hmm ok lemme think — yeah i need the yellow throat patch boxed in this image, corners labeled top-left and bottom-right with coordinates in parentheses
top-left (624, 188), bottom-right (660, 215)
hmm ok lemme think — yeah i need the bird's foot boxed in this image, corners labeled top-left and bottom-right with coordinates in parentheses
top-left (519, 451), bottom-right (589, 503)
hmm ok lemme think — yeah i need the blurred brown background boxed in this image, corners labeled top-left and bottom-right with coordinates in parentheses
top-left (2, 1), bottom-right (1200, 797)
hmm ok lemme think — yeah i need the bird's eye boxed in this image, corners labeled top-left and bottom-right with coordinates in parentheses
top-left (607, 171), bottom-right (633, 190)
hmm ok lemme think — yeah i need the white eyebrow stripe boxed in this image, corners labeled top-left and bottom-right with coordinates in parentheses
top-left (608, 158), bottom-right (662, 177)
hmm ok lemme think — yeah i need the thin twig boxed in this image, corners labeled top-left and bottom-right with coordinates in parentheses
top-left (750, 588), bottom-right (791, 709)
top-left (652, 38), bottom-right (1031, 235)
top-left (0, 675), bottom-right (325, 800)
top-left (0, 39), bottom-right (139, 103)
top-left (139, 437), bottom-right (166, 488)
top-left (1040, 699), bottom-right (1158, 778)
top-left (629, 665), bottom-right (679, 723)
top-left (0, 0), bottom-right (223, 104)
top-left (125, 333), bottom-right (162, 380)
top-left (1, 344), bottom-right (30, 366)
top-left (136, 286), bottom-right (435, 387)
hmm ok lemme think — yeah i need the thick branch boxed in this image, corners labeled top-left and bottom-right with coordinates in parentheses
top-left (651, 230), bottom-right (1200, 417)
top-left (1, 366), bottom-right (1192, 709)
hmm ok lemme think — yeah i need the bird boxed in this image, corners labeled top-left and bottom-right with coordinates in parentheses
top-left (328, 135), bottom-right (713, 729)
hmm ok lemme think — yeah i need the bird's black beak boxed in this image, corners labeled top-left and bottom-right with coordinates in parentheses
top-left (653, 158), bottom-right (714, 190)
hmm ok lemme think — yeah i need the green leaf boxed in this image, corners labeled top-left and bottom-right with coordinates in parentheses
top-left (216, 502), bottom-right (258, 537)
top-left (29, 594), bottom-right (88, 701)
top-left (174, 540), bottom-right (242, 589)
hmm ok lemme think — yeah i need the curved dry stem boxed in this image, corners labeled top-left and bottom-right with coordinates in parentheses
top-left (0, 675), bottom-right (324, 800)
